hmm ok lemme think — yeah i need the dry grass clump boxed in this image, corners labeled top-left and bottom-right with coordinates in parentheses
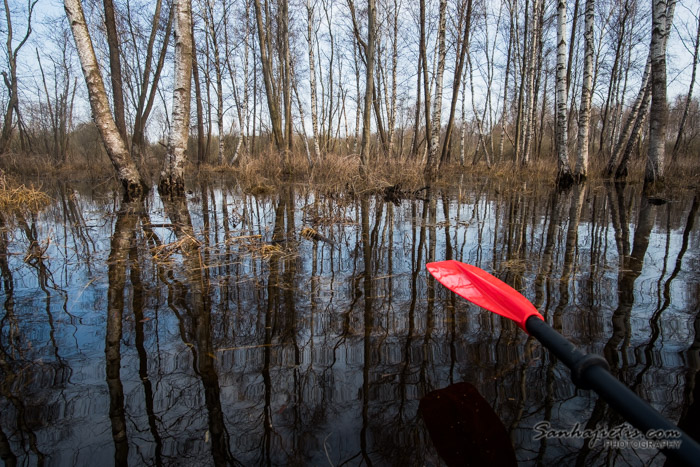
top-left (150, 234), bottom-right (202, 263)
top-left (206, 150), bottom-right (567, 195)
top-left (245, 239), bottom-right (295, 259)
top-left (0, 171), bottom-right (51, 212)
top-left (665, 153), bottom-right (700, 190)
top-left (224, 231), bottom-right (296, 260)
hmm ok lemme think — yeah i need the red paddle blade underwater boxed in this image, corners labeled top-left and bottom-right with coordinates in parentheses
top-left (426, 260), bottom-right (543, 332)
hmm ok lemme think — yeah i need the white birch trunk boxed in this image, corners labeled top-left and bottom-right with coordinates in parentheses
top-left (574, 0), bottom-right (594, 180)
top-left (606, 57), bottom-right (651, 175)
top-left (556, 0), bottom-right (573, 186)
top-left (306, 0), bottom-right (321, 162)
top-left (64, 0), bottom-right (144, 198)
top-left (460, 74), bottom-right (466, 166)
top-left (424, 0), bottom-right (447, 179)
top-left (207, 14), bottom-right (224, 166)
top-left (216, 64), bottom-right (224, 166)
top-left (159, 0), bottom-right (193, 194)
top-left (521, 0), bottom-right (540, 166)
top-left (646, 0), bottom-right (676, 184)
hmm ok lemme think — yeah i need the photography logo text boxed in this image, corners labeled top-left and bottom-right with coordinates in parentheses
top-left (532, 421), bottom-right (682, 450)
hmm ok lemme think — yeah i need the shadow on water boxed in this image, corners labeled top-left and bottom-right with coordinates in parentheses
top-left (0, 179), bottom-right (699, 465)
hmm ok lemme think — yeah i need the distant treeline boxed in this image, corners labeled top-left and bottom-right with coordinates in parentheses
top-left (0, 0), bottom-right (697, 192)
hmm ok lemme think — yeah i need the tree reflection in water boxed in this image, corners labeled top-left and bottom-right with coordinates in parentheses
top-left (0, 180), bottom-right (699, 465)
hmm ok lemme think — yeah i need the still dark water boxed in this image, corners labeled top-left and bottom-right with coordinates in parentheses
top-left (1, 178), bottom-right (698, 466)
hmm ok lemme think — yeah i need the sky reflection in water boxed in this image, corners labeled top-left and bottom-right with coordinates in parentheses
top-left (0, 179), bottom-right (698, 466)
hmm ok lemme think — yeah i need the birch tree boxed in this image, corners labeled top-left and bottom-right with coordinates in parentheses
top-left (498, 1), bottom-right (515, 162)
top-left (64, 0), bottom-right (144, 198)
top-left (159, 0), bottom-right (193, 195)
top-left (439, 0), bottom-right (473, 167)
top-left (305, 0), bottom-right (321, 161)
top-left (646, 0), bottom-right (676, 185)
top-left (605, 58), bottom-right (651, 177)
top-left (418, 0), bottom-right (431, 161)
top-left (423, 0), bottom-right (447, 180)
top-left (574, 0), bottom-right (595, 181)
top-left (521, 0), bottom-right (543, 166)
top-left (223, 0), bottom-right (250, 165)
top-left (556, 0), bottom-right (573, 187)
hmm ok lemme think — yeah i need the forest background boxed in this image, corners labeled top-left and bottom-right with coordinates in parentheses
top-left (0, 0), bottom-right (698, 197)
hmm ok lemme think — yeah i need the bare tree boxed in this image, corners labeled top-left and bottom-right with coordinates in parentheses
top-left (159, 0), bottom-right (193, 195)
top-left (200, 0), bottom-right (226, 165)
top-left (64, 0), bottom-right (144, 198)
top-left (497, 0), bottom-right (515, 163)
top-left (574, 0), bottom-right (595, 181)
top-left (521, 0), bottom-right (543, 166)
top-left (35, 37), bottom-right (77, 166)
top-left (605, 57), bottom-right (651, 177)
top-left (646, 0), bottom-right (676, 185)
top-left (672, 8), bottom-right (700, 160)
top-left (103, 0), bottom-right (127, 142)
top-left (556, 0), bottom-right (573, 187)
top-left (362, 0), bottom-right (376, 170)
top-left (423, 0), bottom-right (446, 180)
top-left (347, 0), bottom-right (376, 174)
top-left (597, 0), bottom-right (632, 158)
top-left (253, 0), bottom-right (282, 151)
top-left (439, 0), bottom-right (473, 167)
top-left (305, 0), bottom-right (321, 161)
top-left (0, 0), bottom-right (37, 154)
top-left (192, 12), bottom-right (206, 164)
top-left (129, 0), bottom-right (173, 168)
top-left (418, 0), bottom-right (432, 162)
top-left (223, 0), bottom-right (250, 165)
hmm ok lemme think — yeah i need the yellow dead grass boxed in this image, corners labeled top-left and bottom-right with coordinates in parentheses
top-left (0, 171), bottom-right (51, 212)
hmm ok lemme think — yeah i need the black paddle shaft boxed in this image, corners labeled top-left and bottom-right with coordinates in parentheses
top-left (525, 316), bottom-right (700, 466)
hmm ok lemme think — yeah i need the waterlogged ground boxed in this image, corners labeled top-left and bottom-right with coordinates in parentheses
top-left (0, 177), bottom-right (698, 466)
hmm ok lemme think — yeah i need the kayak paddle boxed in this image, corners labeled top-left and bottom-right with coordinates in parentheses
top-left (426, 260), bottom-right (700, 466)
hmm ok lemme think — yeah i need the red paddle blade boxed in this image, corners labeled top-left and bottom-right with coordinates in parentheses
top-left (426, 260), bottom-right (543, 332)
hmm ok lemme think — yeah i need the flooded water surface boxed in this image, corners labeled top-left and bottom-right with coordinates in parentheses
top-left (1, 178), bottom-right (699, 466)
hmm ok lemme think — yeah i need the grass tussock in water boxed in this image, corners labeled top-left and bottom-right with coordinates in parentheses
top-left (206, 150), bottom-right (436, 194)
top-left (0, 170), bottom-right (51, 212)
top-left (3, 144), bottom-right (698, 199)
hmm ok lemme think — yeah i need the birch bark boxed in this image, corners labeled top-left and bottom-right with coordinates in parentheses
top-left (64, 0), bottom-right (144, 198)
top-left (556, 0), bottom-right (573, 187)
top-left (159, 0), bottom-right (193, 195)
top-left (306, 0), bottom-right (321, 161)
top-left (574, 0), bottom-right (595, 181)
top-left (646, 0), bottom-right (676, 184)
top-left (424, 0), bottom-right (447, 180)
